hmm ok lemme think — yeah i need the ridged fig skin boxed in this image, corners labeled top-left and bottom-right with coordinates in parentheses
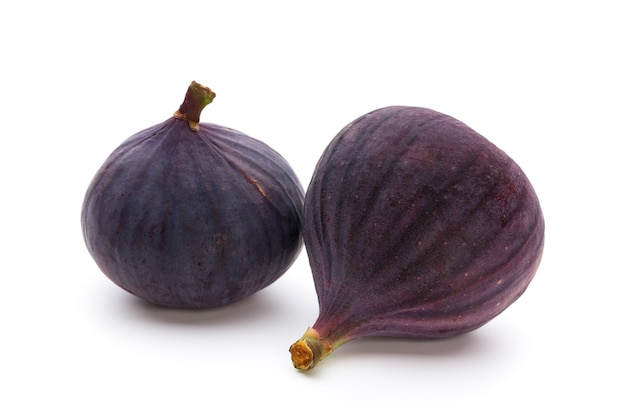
top-left (302, 106), bottom-right (544, 350)
top-left (82, 117), bottom-right (304, 309)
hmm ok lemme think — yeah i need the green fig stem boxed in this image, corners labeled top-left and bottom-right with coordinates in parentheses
top-left (174, 81), bottom-right (216, 132)
top-left (289, 327), bottom-right (333, 371)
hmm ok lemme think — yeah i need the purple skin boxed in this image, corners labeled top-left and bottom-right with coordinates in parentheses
top-left (292, 106), bottom-right (544, 369)
top-left (82, 117), bottom-right (304, 309)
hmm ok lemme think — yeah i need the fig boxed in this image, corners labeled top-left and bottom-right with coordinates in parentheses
top-left (289, 106), bottom-right (544, 370)
top-left (82, 81), bottom-right (304, 309)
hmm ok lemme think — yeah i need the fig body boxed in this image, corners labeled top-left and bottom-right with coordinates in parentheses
top-left (82, 82), bottom-right (304, 308)
top-left (290, 106), bottom-right (544, 370)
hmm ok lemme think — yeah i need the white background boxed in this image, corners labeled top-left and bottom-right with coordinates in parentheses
top-left (2, 1), bottom-right (624, 415)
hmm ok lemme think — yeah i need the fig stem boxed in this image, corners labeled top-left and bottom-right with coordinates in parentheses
top-left (174, 81), bottom-right (216, 132)
top-left (289, 327), bottom-right (333, 371)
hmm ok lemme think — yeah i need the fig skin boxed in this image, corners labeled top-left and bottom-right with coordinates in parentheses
top-left (290, 106), bottom-right (544, 370)
top-left (82, 82), bottom-right (304, 309)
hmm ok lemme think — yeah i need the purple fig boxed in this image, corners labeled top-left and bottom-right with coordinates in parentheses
top-left (82, 82), bottom-right (304, 309)
top-left (289, 106), bottom-right (544, 370)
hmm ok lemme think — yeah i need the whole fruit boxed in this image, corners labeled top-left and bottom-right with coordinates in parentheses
top-left (82, 81), bottom-right (304, 309)
top-left (289, 106), bottom-right (544, 370)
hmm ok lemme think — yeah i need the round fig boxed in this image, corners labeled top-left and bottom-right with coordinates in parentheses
top-left (82, 81), bottom-right (304, 309)
top-left (289, 106), bottom-right (544, 370)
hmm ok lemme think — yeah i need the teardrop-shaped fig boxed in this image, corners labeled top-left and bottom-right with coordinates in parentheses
top-left (82, 82), bottom-right (304, 309)
top-left (290, 106), bottom-right (544, 370)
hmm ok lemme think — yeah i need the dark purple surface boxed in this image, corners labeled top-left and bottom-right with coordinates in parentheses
top-left (304, 106), bottom-right (544, 343)
top-left (82, 117), bottom-right (304, 308)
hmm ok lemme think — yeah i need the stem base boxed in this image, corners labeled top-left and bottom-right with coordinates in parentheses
top-left (289, 327), bottom-right (333, 370)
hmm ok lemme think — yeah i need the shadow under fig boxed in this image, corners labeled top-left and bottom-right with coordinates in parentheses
top-left (331, 331), bottom-right (491, 360)
top-left (113, 287), bottom-right (284, 327)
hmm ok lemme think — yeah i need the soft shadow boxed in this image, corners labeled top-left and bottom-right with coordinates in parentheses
top-left (109, 288), bottom-right (285, 327)
top-left (335, 332), bottom-right (485, 358)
